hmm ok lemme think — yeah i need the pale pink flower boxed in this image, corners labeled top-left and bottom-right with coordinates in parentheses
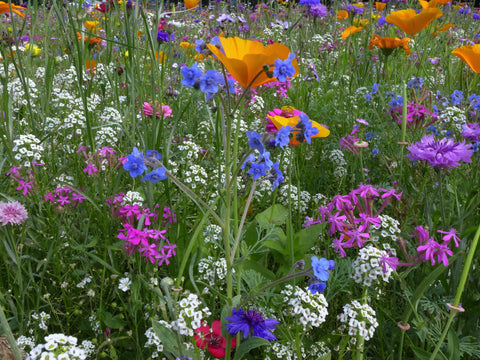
top-left (0, 201), bottom-right (28, 225)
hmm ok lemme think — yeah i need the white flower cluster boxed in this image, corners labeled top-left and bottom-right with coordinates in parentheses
top-left (329, 149), bottom-right (347, 166)
top-left (197, 256), bottom-right (230, 290)
top-left (203, 224), bottom-right (222, 246)
top-left (278, 184), bottom-right (311, 214)
top-left (280, 284), bottom-right (328, 331)
top-left (313, 193), bottom-right (328, 207)
top-left (351, 245), bottom-right (393, 286)
top-left (266, 340), bottom-right (330, 359)
top-left (76, 274), bottom-right (92, 289)
top-left (144, 327), bottom-right (164, 358)
top-left (95, 126), bottom-right (119, 148)
top-left (171, 293), bottom-right (211, 336)
top-left (371, 215), bottom-right (401, 245)
top-left (12, 134), bottom-right (44, 166)
top-left (183, 164), bottom-right (208, 189)
top-left (88, 314), bottom-right (102, 335)
top-left (337, 300), bottom-right (378, 343)
top-left (249, 95), bottom-right (265, 115)
top-left (438, 106), bottom-right (467, 131)
top-left (2, 77), bottom-right (39, 111)
top-left (262, 24), bottom-right (286, 42)
top-left (27, 334), bottom-right (95, 360)
top-left (17, 335), bottom-right (36, 351)
top-left (28, 312), bottom-right (50, 331)
top-left (121, 191), bottom-right (144, 206)
top-left (99, 107), bottom-right (122, 124)
top-left (178, 139), bottom-right (203, 162)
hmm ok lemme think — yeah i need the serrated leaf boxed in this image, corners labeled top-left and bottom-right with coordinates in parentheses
top-left (233, 337), bottom-right (271, 360)
top-left (255, 204), bottom-right (288, 227)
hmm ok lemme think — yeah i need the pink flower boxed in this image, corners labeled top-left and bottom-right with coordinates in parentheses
top-left (141, 102), bottom-right (173, 118)
top-left (16, 180), bottom-right (34, 196)
top-left (0, 201), bottom-right (28, 225)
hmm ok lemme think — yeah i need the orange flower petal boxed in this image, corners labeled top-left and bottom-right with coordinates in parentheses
top-left (385, 8), bottom-right (442, 35)
top-left (452, 44), bottom-right (480, 73)
top-left (336, 10), bottom-right (349, 19)
top-left (342, 26), bottom-right (363, 39)
top-left (0, 1), bottom-right (25, 17)
top-left (375, 2), bottom-right (387, 11)
top-left (185, 0), bottom-right (199, 9)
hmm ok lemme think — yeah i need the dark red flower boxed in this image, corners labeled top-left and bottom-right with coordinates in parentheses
top-left (194, 320), bottom-right (236, 358)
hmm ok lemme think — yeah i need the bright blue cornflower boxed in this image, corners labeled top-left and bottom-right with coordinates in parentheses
top-left (248, 162), bottom-right (267, 180)
top-left (371, 83), bottom-right (379, 94)
top-left (311, 256), bottom-right (334, 281)
top-left (450, 90), bottom-right (463, 106)
top-left (247, 131), bottom-right (265, 153)
top-left (199, 70), bottom-right (222, 96)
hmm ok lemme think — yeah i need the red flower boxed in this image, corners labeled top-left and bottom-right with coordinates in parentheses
top-left (194, 320), bottom-right (236, 358)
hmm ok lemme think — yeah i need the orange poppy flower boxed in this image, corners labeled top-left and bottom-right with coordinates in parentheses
top-left (185, 0), bottom-right (199, 9)
top-left (85, 60), bottom-right (97, 74)
top-left (452, 44), bottom-right (480, 73)
top-left (375, 2), bottom-right (387, 11)
top-left (437, 0), bottom-right (450, 4)
top-left (385, 8), bottom-right (442, 35)
top-left (419, 0), bottom-right (438, 9)
top-left (368, 34), bottom-right (412, 56)
top-left (206, 36), bottom-right (299, 89)
top-left (267, 112), bottom-right (330, 146)
top-left (342, 26), bottom-right (363, 40)
top-left (336, 10), bottom-right (349, 19)
top-left (0, 1), bottom-right (25, 17)
top-left (77, 32), bottom-right (103, 46)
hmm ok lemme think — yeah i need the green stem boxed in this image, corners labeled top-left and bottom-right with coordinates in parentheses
top-left (429, 223), bottom-right (480, 360)
top-left (0, 292), bottom-right (24, 360)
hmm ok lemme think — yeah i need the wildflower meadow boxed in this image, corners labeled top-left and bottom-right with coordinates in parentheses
top-left (1, 0), bottom-right (480, 359)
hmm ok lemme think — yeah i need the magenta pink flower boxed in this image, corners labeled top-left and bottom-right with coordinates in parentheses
top-left (0, 201), bottom-right (28, 225)
top-left (142, 102), bottom-right (173, 118)
top-left (16, 180), bottom-right (34, 196)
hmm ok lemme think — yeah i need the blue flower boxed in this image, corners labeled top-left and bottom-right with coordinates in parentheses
top-left (157, 31), bottom-right (174, 43)
top-left (298, 0), bottom-right (320, 5)
top-left (247, 131), bottom-right (265, 153)
top-left (273, 54), bottom-right (296, 83)
top-left (269, 162), bottom-right (283, 190)
top-left (275, 126), bottom-right (292, 150)
top-left (248, 162), bottom-right (267, 180)
top-left (142, 167), bottom-right (167, 182)
top-left (181, 63), bottom-right (202, 87)
top-left (299, 113), bottom-right (319, 144)
top-left (194, 39), bottom-right (205, 53)
top-left (365, 93), bottom-right (372, 102)
top-left (311, 256), bottom-right (332, 281)
top-left (146, 150), bottom-right (162, 159)
top-left (123, 147), bottom-right (147, 177)
top-left (450, 90), bottom-right (463, 106)
top-left (241, 154), bottom-right (256, 169)
top-left (371, 148), bottom-right (379, 156)
top-left (308, 282), bottom-right (326, 294)
top-left (371, 83), bottom-right (379, 94)
top-left (225, 308), bottom-right (279, 341)
top-left (199, 70), bottom-right (222, 96)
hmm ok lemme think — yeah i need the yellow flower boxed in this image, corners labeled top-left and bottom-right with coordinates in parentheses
top-left (452, 44), bottom-right (480, 73)
top-left (24, 44), bottom-right (41, 57)
top-left (206, 36), bottom-right (299, 89)
top-left (267, 112), bottom-right (330, 146)
top-left (185, 0), bottom-right (199, 9)
top-left (353, 18), bottom-right (370, 27)
top-left (342, 26), bottom-right (363, 40)
top-left (385, 8), bottom-right (442, 35)
top-left (84, 20), bottom-right (100, 33)
top-left (368, 34), bottom-right (412, 56)
top-left (0, 1), bottom-right (25, 17)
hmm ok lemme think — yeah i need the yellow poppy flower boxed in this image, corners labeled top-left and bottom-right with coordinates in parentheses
top-left (0, 1), bottom-right (24, 17)
top-left (368, 34), bottom-right (412, 56)
top-left (385, 8), bottom-right (442, 35)
top-left (375, 2), bottom-right (387, 11)
top-left (84, 20), bottom-right (100, 33)
top-left (24, 44), bottom-right (41, 57)
top-left (336, 10), bottom-right (349, 19)
top-left (353, 18), bottom-right (370, 27)
top-left (452, 44), bottom-right (480, 73)
top-left (267, 113), bottom-right (330, 146)
top-left (419, 0), bottom-right (438, 9)
top-left (185, 0), bottom-right (199, 9)
top-left (342, 26), bottom-right (363, 40)
top-left (206, 36), bottom-right (299, 89)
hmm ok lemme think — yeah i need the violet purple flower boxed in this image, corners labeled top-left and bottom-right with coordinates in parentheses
top-left (225, 308), bottom-right (279, 341)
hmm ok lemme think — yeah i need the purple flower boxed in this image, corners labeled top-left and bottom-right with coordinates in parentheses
top-left (461, 123), bottom-right (480, 142)
top-left (0, 201), bottom-right (28, 225)
top-left (225, 308), bottom-right (279, 341)
top-left (309, 4), bottom-right (328, 17)
top-left (379, 251), bottom-right (399, 273)
top-left (298, 0), bottom-right (320, 5)
top-left (123, 147), bottom-right (147, 177)
top-left (417, 238), bottom-right (440, 265)
top-left (438, 228), bottom-right (461, 247)
top-left (406, 135), bottom-right (474, 169)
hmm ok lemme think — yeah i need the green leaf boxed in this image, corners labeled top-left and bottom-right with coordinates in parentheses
top-left (293, 223), bottom-right (325, 256)
top-left (447, 328), bottom-right (460, 360)
top-left (233, 337), bottom-right (271, 360)
top-left (255, 204), bottom-right (288, 227)
top-left (152, 321), bottom-right (182, 358)
top-left (102, 311), bottom-right (127, 329)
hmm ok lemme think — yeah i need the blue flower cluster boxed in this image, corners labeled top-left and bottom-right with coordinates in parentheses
top-left (181, 62), bottom-right (236, 100)
top-left (123, 147), bottom-right (167, 182)
top-left (309, 256), bottom-right (335, 294)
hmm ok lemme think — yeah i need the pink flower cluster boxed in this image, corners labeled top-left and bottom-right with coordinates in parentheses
top-left (141, 102), bottom-right (173, 118)
top-left (44, 187), bottom-right (86, 208)
top-left (390, 101), bottom-right (437, 130)
top-left (339, 125), bottom-right (362, 155)
top-left (110, 195), bottom-right (177, 266)
top-left (0, 201), bottom-right (28, 226)
top-left (77, 146), bottom-right (122, 176)
top-left (305, 184), bottom-right (402, 258)
top-left (7, 162), bottom-right (43, 196)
